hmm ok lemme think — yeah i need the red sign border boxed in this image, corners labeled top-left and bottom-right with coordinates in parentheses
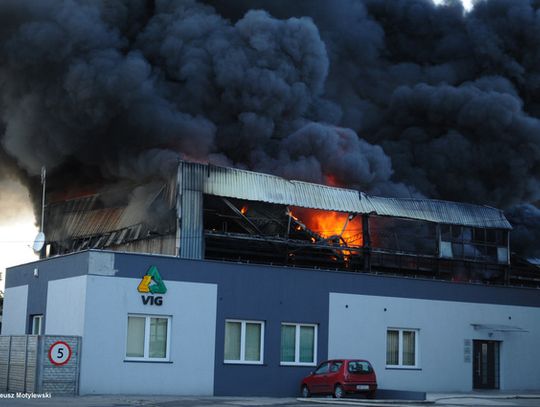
top-left (48, 341), bottom-right (72, 366)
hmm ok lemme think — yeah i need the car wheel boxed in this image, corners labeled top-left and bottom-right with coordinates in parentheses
top-left (301, 385), bottom-right (311, 398)
top-left (333, 384), bottom-right (344, 399)
top-left (367, 390), bottom-right (376, 399)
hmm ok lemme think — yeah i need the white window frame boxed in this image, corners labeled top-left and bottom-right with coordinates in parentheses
top-left (125, 314), bottom-right (171, 362)
top-left (386, 328), bottom-right (420, 369)
top-left (224, 319), bottom-right (265, 365)
top-left (31, 315), bottom-right (43, 335)
top-left (280, 323), bottom-right (318, 366)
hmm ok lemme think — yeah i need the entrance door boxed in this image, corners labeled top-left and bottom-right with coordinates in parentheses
top-left (473, 340), bottom-right (500, 389)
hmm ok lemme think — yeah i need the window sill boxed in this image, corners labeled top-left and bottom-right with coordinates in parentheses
top-left (280, 362), bottom-right (317, 367)
top-left (124, 359), bottom-right (172, 363)
top-left (223, 361), bottom-right (265, 365)
top-left (385, 366), bottom-right (421, 371)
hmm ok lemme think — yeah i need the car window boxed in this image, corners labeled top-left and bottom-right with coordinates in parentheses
top-left (330, 361), bottom-right (343, 372)
top-left (348, 361), bottom-right (373, 373)
top-left (314, 362), bottom-right (330, 375)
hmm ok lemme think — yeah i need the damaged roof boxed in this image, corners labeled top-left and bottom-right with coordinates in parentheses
top-left (45, 179), bottom-right (178, 250)
top-left (182, 161), bottom-right (512, 229)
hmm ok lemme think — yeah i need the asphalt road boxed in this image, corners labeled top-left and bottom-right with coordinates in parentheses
top-left (2, 395), bottom-right (540, 407)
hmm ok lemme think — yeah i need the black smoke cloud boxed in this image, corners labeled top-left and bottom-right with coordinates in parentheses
top-left (506, 204), bottom-right (540, 259)
top-left (2, 0), bottom-right (540, 256)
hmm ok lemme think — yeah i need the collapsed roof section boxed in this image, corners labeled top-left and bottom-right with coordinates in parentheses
top-left (45, 180), bottom-right (177, 257)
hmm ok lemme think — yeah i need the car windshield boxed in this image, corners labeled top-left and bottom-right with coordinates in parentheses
top-left (348, 361), bottom-right (373, 374)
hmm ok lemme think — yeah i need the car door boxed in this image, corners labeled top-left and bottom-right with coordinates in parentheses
top-left (327, 361), bottom-right (344, 390)
top-left (308, 361), bottom-right (331, 394)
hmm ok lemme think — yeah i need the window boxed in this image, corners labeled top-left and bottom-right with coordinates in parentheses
top-left (439, 226), bottom-right (508, 264)
top-left (280, 323), bottom-right (317, 366)
top-left (125, 315), bottom-right (171, 361)
top-left (348, 360), bottom-right (373, 373)
top-left (31, 315), bottom-right (43, 335)
top-left (224, 320), bottom-right (264, 364)
top-left (369, 216), bottom-right (437, 255)
top-left (386, 328), bottom-right (419, 368)
top-left (313, 361), bottom-right (330, 375)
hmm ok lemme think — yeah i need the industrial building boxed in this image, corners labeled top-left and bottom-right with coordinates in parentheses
top-left (2, 161), bottom-right (540, 396)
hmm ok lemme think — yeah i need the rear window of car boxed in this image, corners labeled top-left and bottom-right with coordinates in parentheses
top-left (348, 361), bottom-right (373, 374)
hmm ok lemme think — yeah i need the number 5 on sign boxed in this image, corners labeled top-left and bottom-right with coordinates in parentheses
top-left (48, 341), bottom-right (72, 366)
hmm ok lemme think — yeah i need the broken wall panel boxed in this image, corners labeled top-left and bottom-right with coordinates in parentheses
top-left (369, 216), bottom-right (437, 255)
top-left (44, 178), bottom-right (177, 257)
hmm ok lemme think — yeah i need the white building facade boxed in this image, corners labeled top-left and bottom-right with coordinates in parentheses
top-left (2, 250), bottom-right (539, 396)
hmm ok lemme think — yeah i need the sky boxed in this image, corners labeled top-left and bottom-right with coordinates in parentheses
top-left (0, 180), bottom-right (37, 292)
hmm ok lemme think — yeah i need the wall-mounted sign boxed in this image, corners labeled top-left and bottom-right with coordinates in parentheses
top-left (137, 265), bottom-right (167, 306)
top-left (464, 339), bottom-right (472, 363)
top-left (48, 341), bottom-right (72, 366)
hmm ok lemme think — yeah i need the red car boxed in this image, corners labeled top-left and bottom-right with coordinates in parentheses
top-left (300, 359), bottom-right (377, 399)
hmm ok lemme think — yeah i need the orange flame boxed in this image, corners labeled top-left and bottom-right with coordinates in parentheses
top-left (290, 207), bottom-right (363, 247)
top-left (324, 174), bottom-right (340, 187)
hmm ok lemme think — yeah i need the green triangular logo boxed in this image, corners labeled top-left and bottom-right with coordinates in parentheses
top-left (137, 266), bottom-right (167, 294)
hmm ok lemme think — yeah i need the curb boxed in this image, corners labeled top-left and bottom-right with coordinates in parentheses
top-left (297, 398), bottom-right (434, 405)
top-left (297, 394), bottom-right (540, 405)
top-left (430, 394), bottom-right (540, 402)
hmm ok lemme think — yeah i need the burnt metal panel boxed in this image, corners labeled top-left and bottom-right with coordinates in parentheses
top-left (206, 165), bottom-right (295, 204)
top-left (289, 180), bottom-right (361, 212)
top-left (205, 164), bottom-right (362, 212)
top-left (362, 195), bottom-right (512, 229)
top-left (45, 177), bottom-right (178, 255)
top-left (180, 161), bottom-right (511, 230)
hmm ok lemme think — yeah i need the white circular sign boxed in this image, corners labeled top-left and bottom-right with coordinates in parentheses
top-left (48, 341), bottom-right (72, 366)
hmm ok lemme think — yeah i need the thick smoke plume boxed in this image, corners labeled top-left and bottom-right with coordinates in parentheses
top-left (2, 0), bottom-right (540, 257)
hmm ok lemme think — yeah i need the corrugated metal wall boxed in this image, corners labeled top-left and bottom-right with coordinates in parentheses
top-left (179, 162), bottom-right (205, 259)
top-left (113, 234), bottom-right (177, 256)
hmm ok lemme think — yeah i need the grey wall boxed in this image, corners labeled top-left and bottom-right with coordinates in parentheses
top-left (5, 252), bottom-right (91, 334)
top-left (79, 276), bottom-right (217, 395)
top-left (112, 252), bottom-right (330, 396)
top-left (2, 285), bottom-right (28, 334)
top-left (109, 251), bottom-right (540, 396)
top-left (5, 249), bottom-right (540, 396)
top-left (45, 276), bottom-right (87, 336)
top-left (329, 293), bottom-right (540, 391)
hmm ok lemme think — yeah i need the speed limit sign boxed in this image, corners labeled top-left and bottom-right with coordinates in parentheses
top-left (48, 341), bottom-right (72, 366)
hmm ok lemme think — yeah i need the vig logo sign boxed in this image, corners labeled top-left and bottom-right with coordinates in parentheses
top-left (137, 265), bottom-right (166, 306)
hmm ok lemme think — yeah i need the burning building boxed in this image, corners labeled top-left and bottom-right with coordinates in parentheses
top-left (42, 161), bottom-right (534, 286)
top-left (3, 0), bottom-right (540, 398)
top-left (2, 161), bottom-right (540, 397)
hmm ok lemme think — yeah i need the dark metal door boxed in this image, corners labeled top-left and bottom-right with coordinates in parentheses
top-left (473, 340), bottom-right (500, 389)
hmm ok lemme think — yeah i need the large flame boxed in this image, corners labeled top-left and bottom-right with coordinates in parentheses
top-left (290, 207), bottom-right (363, 247)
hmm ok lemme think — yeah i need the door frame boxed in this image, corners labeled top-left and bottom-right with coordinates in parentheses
top-left (472, 339), bottom-right (500, 390)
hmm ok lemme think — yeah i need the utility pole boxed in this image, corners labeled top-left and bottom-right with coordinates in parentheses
top-left (40, 166), bottom-right (46, 234)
